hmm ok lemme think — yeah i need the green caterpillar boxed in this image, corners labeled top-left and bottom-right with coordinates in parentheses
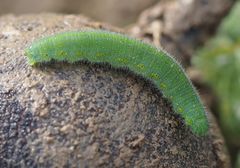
top-left (25, 30), bottom-right (208, 136)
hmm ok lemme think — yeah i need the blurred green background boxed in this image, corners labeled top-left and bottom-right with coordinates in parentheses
top-left (193, 1), bottom-right (240, 167)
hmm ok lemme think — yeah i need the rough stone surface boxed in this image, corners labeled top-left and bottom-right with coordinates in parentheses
top-left (129, 0), bottom-right (235, 66)
top-left (0, 14), bottom-right (230, 167)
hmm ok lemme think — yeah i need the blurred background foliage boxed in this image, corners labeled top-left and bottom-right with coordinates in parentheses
top-left (193, 1), bottom-right (240, 167)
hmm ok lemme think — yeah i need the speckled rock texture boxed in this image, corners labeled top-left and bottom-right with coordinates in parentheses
top-left (0, 14), bottom-right (230, 167)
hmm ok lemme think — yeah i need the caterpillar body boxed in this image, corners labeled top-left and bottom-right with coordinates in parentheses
top-left (25, 30), bottom-right (208, 136)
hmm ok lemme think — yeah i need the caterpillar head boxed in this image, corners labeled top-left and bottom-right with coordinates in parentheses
top-left (24, 47), bottom-right (36, 65)
top-left (24, 45), bottom-right (51, 66)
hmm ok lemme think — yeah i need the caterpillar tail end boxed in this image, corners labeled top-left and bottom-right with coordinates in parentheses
top-left (192, 119), bottom-right (209, 136)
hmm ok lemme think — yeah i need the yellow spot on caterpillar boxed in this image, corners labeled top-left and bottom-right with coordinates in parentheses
top-left (96, 52), bottom-right (104, 57)
top-left (178, 107), bottom-right (183, 113)
top-left (59, 51), bottom-right (67, 57)
top-left (186, 118), bottom-right (193, 126)
top-left (160, 83), bottom-right (167, 89)
top-left (137, 64), bottom-right (145, 70)
top-left (149, 73), bottom-right (159, 80)
top-left (117, 58), bottom-right (128, 64)
top-left (76, 51), bottom-right (83, 56)
top-left (43, 53), bottom-right (48, 58)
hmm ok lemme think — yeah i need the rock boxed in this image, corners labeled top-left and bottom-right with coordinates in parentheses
top-left (0, 14), bottom-right (230, 167)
